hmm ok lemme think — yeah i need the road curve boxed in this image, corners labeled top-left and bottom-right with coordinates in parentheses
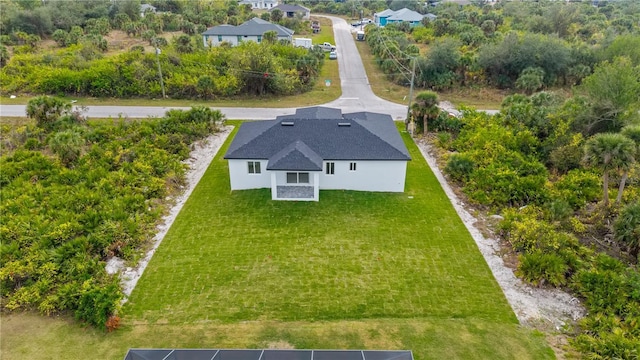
top-left (0, 16), bottom-right (409, 120)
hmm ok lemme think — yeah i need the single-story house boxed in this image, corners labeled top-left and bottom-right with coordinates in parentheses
top-left (375, 8), bottom-right (426, 27)
top-left (239, 0), bottom-right (279, 10)
top-left (224, 107), bottom-right (411, 201)
top-left (140, 3), bottom-right (156, 17)
top-left (269, 4), bottom-right (311, 19)
top-left (202, 17), bottom-right (294, 47)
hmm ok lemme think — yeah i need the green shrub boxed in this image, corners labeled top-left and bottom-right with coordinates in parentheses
top-left (517, 251), bottom-right (568, 287)
top-left (550, 169), bottom-right (601, 209)
top-left (444, 153), bottom-right (475, 182)
top-left (75, 281), bottom-right (122, 329)
top-left (614, 201), bottom-right (640, 259)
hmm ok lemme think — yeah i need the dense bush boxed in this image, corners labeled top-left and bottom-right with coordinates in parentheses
top-left (0, 40), bottom-right (323, 99)
top-left (0, 104), bottom-right (224, 328)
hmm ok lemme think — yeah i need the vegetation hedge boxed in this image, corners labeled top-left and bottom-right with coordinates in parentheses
top-left (0, 101), bottom-right (224, 329)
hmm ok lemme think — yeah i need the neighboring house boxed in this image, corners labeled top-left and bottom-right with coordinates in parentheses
top-left (224, 107), bottom-right (411, 201)
top-left (375, 8), bottom-right (426, 27)
top-left (374, 9), bottom-right (396, 27)
top-left (140, 3), bottom-right (156, 17)
top-left (269, 4), bottom-right (311, 19)
top-left (424, 13), bottom-right (437, 22)
top-left (239, 0), bottom-right (279, 10)
top-left (202, 17), bottom-right (294, 47)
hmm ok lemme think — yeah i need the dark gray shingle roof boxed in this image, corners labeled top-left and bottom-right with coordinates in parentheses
top-left (267, 141), bottom-right (323, 171)
top-left (202, 17), bottom-right (293, 37)
top-left (270, 4), bottom-right (310, 13)
top-left (224, 107), bottom-right (411, 167)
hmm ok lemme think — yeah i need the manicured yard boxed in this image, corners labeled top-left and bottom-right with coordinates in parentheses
top-left (0, 123), bottom-right (554, 360)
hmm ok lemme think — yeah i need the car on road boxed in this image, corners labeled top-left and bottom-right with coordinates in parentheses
top-left (329, 51), bottom-right (337, 60)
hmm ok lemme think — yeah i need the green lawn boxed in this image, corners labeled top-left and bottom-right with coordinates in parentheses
top-left (0, 123), bottom-right (554, 360)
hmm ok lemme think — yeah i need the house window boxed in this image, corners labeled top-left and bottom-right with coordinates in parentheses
top-left (286, 172), bottom-right (309, 184)
top-left (218, 35), bottom-right (222, 41)
top-left (349, 162), bottom-right (357, 171)
top-left (237, 35), bottom-right (242, 42)
top-left (257, 35), bottom-right (262, 43)
top-left (325, 162), bottom-right (334, 175)
top-left (248, 161), bottom-right (261, 174)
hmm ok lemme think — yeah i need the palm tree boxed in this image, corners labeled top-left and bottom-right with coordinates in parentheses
top-left (617, 125), bottom-right (640, 204)
top-left (48, 130), bottom-right (84, 166)
top-left (262, 30), bottom-right (278, 44)
top-left (411, 91), bottom-right (439, 136)
top-left (26, 96), bottom-right (72, 131)
top-left (583, 133), bottom-right (636, 207)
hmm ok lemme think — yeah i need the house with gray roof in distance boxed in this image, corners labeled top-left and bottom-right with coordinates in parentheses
top-left (239, 0), bottom-right (279, 10)
top-left (224, 107), bottom-right (411, 201)
top-left (202, 17), bottom-right (294, 47)
top-left (140, 3), bottom-right (156, 17)
top-left (269, 3), bottom-right (311, 19)
top-left (375, 8), bottom-right (428, 27)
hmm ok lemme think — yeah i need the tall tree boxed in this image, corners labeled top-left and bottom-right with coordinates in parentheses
top-left (270, 9), bottom-right (283, 23)
top-left (411, 91), bottom-right (439, 136)
top-left (583, 133), bottom-right (636, 207)
top-left (575, 57), bottom-right (640, 135)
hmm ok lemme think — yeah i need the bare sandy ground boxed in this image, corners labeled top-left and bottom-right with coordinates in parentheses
top-left (108, 122), bottom-right (584, 330)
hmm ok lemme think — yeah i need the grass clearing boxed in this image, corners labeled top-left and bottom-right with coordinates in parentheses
top-left (354, 40), bottom-right (507, 109)
top-left (0, 123), bottom-right (554, 359)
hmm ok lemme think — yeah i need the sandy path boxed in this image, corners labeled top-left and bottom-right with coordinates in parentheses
top-left (106, 126), bottom-right (233, 300)
top-left (414, 138), bottom-right (585, 328)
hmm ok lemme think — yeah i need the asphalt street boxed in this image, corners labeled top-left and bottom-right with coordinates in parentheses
top-left (0, 17), bottom-right (409, 120)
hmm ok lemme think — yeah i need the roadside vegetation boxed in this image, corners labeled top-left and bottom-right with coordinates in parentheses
top-left (0, 0), bottom-right (332, 101)
top-left (410, 57), bottom-right (639, 357)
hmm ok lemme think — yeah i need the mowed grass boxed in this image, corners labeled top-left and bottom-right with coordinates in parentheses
top-left (125, 124), bottom-right (512, 324)
top-left (0, 124), bottom-right (554, 360)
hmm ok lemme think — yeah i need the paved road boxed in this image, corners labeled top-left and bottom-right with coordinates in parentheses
top-left (0, 17), bottom-right (408, 120)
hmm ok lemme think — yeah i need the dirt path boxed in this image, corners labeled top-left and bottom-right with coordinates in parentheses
top-left (414, 138), bottom-right (585, 329)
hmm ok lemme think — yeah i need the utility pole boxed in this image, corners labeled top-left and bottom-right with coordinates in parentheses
top-left (155, 47), bottom-right (166, 99)
top-left (406, 57), bottom-right (416, 132)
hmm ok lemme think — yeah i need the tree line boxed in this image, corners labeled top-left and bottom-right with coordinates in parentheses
top-left (365, 0), bottom-right (639, 93)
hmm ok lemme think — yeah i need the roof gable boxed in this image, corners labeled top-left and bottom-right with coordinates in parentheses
top-left (387, 8), bottom-right (425, 22)
top-left (202, 17), bottom-right (293, 37)
top-left (267, 141), bottom-right (323, 171)
top-left (375, 9), bottom-right (396, 17)
top-left (271, 4), bottom-right (310, 12)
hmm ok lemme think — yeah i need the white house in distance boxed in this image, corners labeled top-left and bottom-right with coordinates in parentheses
top-left (202, 18), bottom-right (294, 47)
top-left (224, 107), bottom-right (411, 201)
top-left (238, 0), bottom-right (279, 10)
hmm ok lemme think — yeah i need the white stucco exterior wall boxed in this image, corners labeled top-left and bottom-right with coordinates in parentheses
top-left (228, 160), bottom-right (408, 193)
top-left (203, 35), bottom-right (291, 47)
top-left (228, 159), bottom-right (270, 190)
top-left (319, 160), bottom-right (408, 192)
